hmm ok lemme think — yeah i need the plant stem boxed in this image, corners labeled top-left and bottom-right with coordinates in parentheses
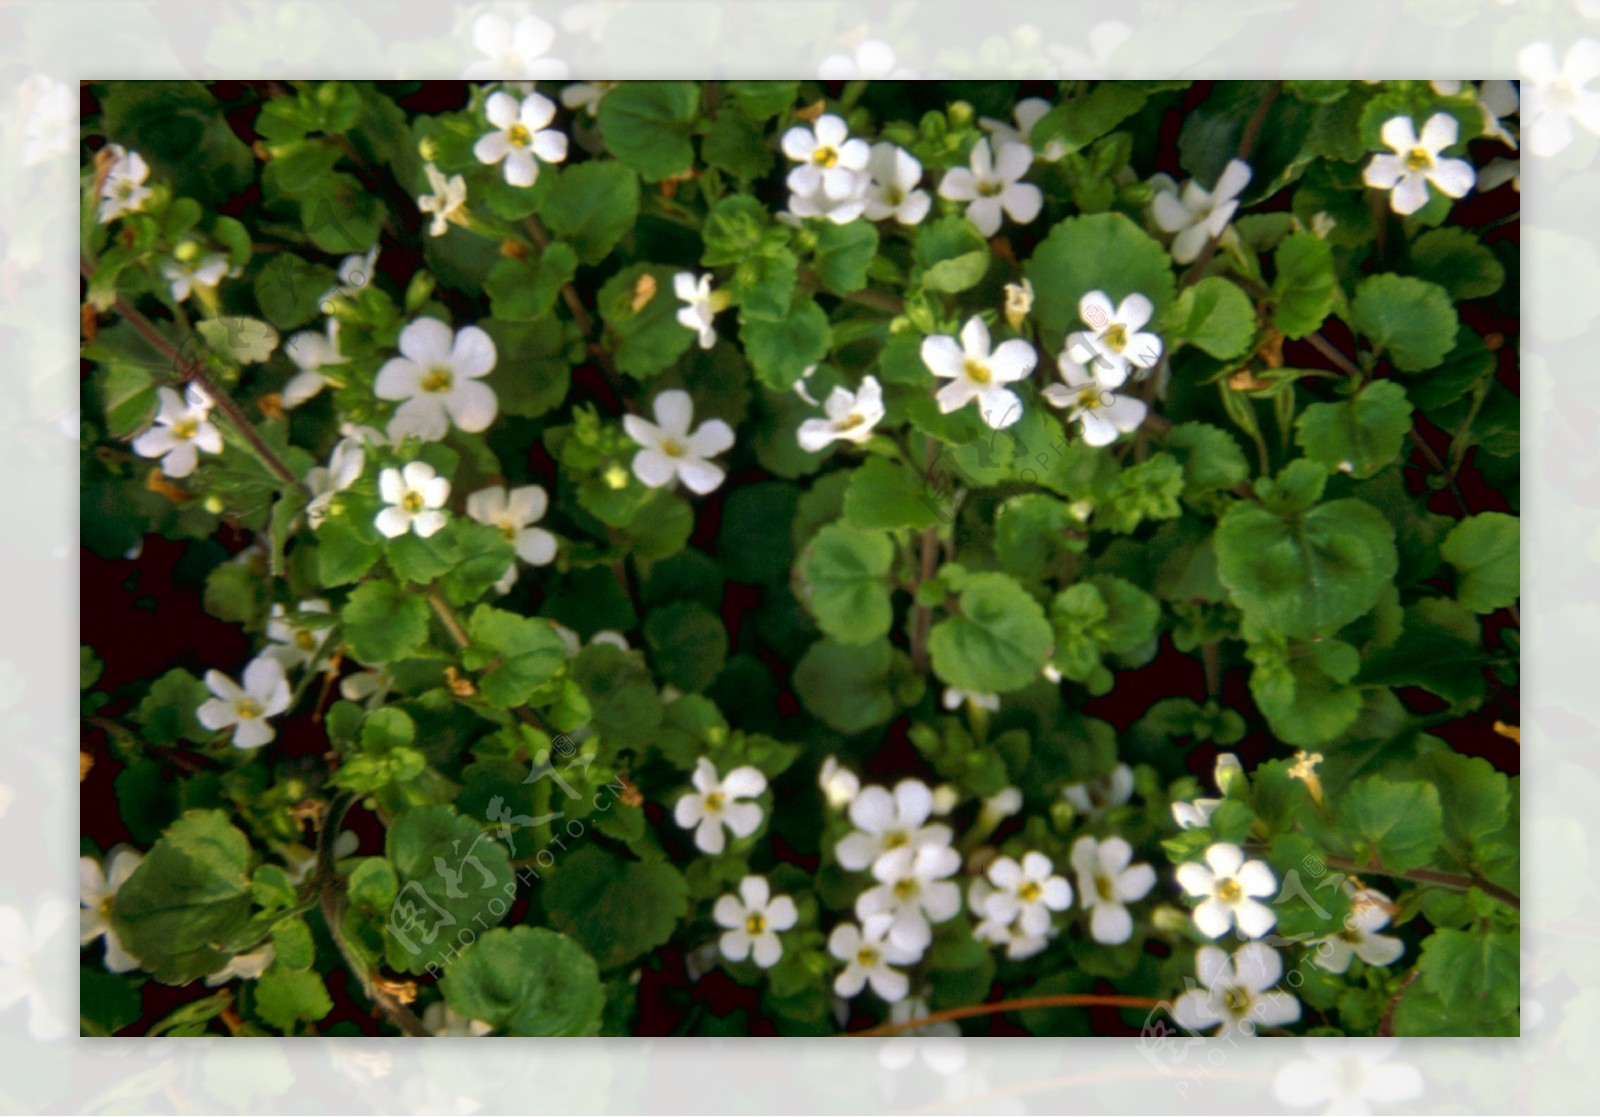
top-left (910, 438), bottom-right (940, 674)
top-left (427, 591), bottom-right (472, 649)
top-left (79, 254), bottom-right (305, 491)
top-left (1304, 330), bottom-right (1363, 379)
top-left (1319, 853), bottom-right (1520, 912)
top-left (843, 993), bottom-right (1165, 1037)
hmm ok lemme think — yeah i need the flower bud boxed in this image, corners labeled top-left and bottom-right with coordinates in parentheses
top-left (173, 239), bottom-right (202, 263)
top-left (948, 101), bottom-right (974, 127)
top-left (1151, 904), bottom-right (1192, 936)
top-left (203, 494), bottom-right (225, 514)
top-left (418, 136), bottom-right (440, 163)
top-left (1213, 752), bottom-right (1245, 795)
top-left (930, 784), bottom-right (960, 816)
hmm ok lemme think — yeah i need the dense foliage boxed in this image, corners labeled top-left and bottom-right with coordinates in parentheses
top-left (79, 78), bottom-right (1519, 1038)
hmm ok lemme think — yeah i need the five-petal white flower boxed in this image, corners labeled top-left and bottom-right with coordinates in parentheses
top-left (1070, 835), bottom-right (1157, 945)
top-left (1151, 159), bottom-right (1252, 264)
top-left (467, 484), bottom-right (558, 568)
top-left (1363, 114), bottom-right (1475, 216)
top-left (1311, 887), bottom-right (1405, 973)
top-left (376, 461), bottom-right (451, 539)
top-left (674, 757), bottom-right (766, 855)
top-left (673, 272), bottom-right (727, 350)
top-left (623, 389), bottom-right (735, 496)
top-left (162, 252), bottom-right (231, 303)
top-left (836, 780), bottom-right (953, 874)
top-left (782, 114), bottom-right (871, 224)
top-left (1172, 942), bottom-right (1301, 1037)
top-left (375, 318), bottom-right (498, 442)
top-left (921, 316), bottom-right (1036, 431)
top-left (1061, 762), bottom-right (1135, 817)
top-left (797, 375), bottom-right (885, 452)
top-left (982, 852), bottom-right (1072, 937)
top-left (474, 90), bottom-right (568, 188)
top-left (713, 875), bottom-right (798, 968)
top-left (265, 599), bottom-right (333, 672)
top-left (463, 12), bottom-right (568, 80)
top-left (938, 138), bottom-right (1042, 238)
top-left (1273, 1039), bottom-right (1424, 1113)
top-left (305, 435), bottom-right (367, 529)
top-left (281, 319), bottom-right (349, 409)
top-left (1042, 355), bottom-right (1147, 447)
top-left (829, 914), bottom-right (919, 1002)
top-left (862, 143), bottom-right (931, 225)
top-left (97, 144), bottom-right (152, 223)
top-left (79, 847), bottom-right (143, 973)
top-left (856, 842), bottom-right (962, 954)
top-left (1177, 842), bottom-right (1278, 940)
top-left (198, 654), bottom-right (292, 749)
top-left (1518, 40), bottom-right (1600, 157)
top-left (1065, 290), bottom-right (1164, 387)
top-left (418, 163), bottom-right (469, 237)
top-left (131, 385), bottom-right (223, 479)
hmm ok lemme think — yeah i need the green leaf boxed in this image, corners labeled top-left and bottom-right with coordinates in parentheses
top-left (1358, 598), bottom-right (1487, 704)
top-left (842, 457), bottom-right (939, 531)
top-left (796, 525), bottom-right (895, 645)
top-left (1166, 277), bottom-right (1256, 360)
top-left (254, 966), bottom-right (332, 1031)
top-left (253, 254), bottom-right (338, 331)
top-left (440, 926), bottom-right (604, 1036)
top-left (544, 846), bottom-right (689, 969)
top-left (1441, 512), bottom-right (1519, 613)
top-left (597, 263), bottom-right (697, 379)
top-left (1163, 422), bottom-right (1249, 496)
top-left (102, 82), bottom-right (253, 205)
top-left (316, 520), bottom-right (383, 586)
top-left (483, 244), bottom-right (579, 321)
top-left (729, 247), bottom-right (798, 321)
top-left (1294, 380), bottom-right (1414, 479)
top-left (463, 606), bottom-right (569, 708)
top-left (717, 481), bottom-right (800, 583)
top-left (702, 111), bottom-right (774, 179)
top-left (1350, 274), bottom-right (1459, 372)
top-left (1024, 213), bottom-right (1176, 341)
top-left (341, 582), bottom-right (430, 663)
top-left (994, 493), bottom-right (1081, 582)
top-left (1336, 777), bottom-right (1444, 873)
top-left (1096, 453), bottom-right (1184, 534)
top-left (929, 572), bottom-right (1053, 694)
top-left (195, 317), bottom-right (279, 364)
top-left (136, 668), bottom-right (213, 746)
top-left (1409, 226), bottom-right (1505, 300)
top-left (794, 636), bottom-right (903, 733)
top-left (701, 195), bottom-right (770, 267)
top-left (643, 602), bottom-right (728, 692)
top-left (81, 967), bottom-right (144, 1035)
top-left (913, 216), bottom-right (991, 293)
top-left (1271, 232), bottom-right (1338, 340)
top-left (743, 302), bottom-right (832, 390)
top-left (813, 221), bottom-right (879, 296)
top-left (540, 162), bottom-right (640, 265)
top-left (1246, 632), bottom-right (1364, 747)
top-left (596, 81), bottom-right (700, 181)
top-left (1215, 498), bottom-right (1398, 640)
top-left (569, 642), bottom-right (662, 750)
top-left (385, 805), bottom-right (515, 975)
top-left (479, 316), bottom-right (572, 419)
top-left (1416, 926), bottom-right (1519, 1021)
top-left (111, 810), bottom-right (255, 985)
top-left (1030, 85), bottom-right (1148, 154)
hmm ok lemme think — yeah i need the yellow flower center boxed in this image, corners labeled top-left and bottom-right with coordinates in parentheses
top-left (745, 912), bottom-right (767, 936)
top-left (507, 123), bottom-right (533, 147)
top-left (402, 490), bottom-right (426, 514)
top-left (1103, 323), bottom-right (1128, 352)
top-left (883, 186), bottom-right (903, 205)
top-left (893, 878), bottom-right (920, 901)
top-left (294, 630), bottom-right (318, 652)
top-left (1018, 881), bottom-right (1043, 904)
top-left (1220, 985), bottom-right (1252, 1015)
top-left (660, 437), bottom-right (684, 458)
top-left (173, 417), bottom-right (199, 440)
top-left (977, 179), bottom-right (1004, 197)
top-left (500, 522), bottom-right (519, 542)
top-left (1078, 390), bottom-right (1103, 411)
top-left (1215, 877), bottom-right (1243, 903)
top-left (883, 830), bottom-right (910, 851)
top-left (236, 698), bottom-right (262, 720)
top-left (1095, 875), bottom-right (1115, 903)
top-left (1405, 146), bottom-right (1433, 172)
top-left (1339, 927), bottom-right (1364, 944)
top-left (421, 367), bottom-right (453, 393)
top-left (964, 358), bottom-right (992, 384)
top-left (856, 945), bottom-right (880, 968)
top-left (812, 145), bottom-right (840, 168)
top-left (704, 790), bottom-right (725, 813)
top-left (836, 412), bottom-right (865, 432)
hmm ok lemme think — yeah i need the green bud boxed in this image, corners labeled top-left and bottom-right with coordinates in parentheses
top-left (418, 136), bottom-right (440, 163)
top-left (1151, 904), bottom-right (1192, 936)
top-left (404, 271), bottom-right (437, 315)
top-left (173, 239), bottom-right (203, 263)
top-left (202, 494), bottom-right (225, 515)
top-left (948, 101), bottom-right (974, 127)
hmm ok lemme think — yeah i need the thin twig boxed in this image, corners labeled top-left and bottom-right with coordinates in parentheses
top-left (1320, 854), bottom-right (1519, 912)
top-left (1304, 331), bottom-right (1363, 379)
top-left (843, 993), bottom-right (1165, 1038)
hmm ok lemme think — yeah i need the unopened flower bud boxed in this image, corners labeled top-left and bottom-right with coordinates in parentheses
top-left (930, 784), bottom-right (960, 816)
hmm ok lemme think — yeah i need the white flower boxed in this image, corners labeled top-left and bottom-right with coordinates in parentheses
top-left (623, 389), bottom-right (735, 496)
top-left (266, 599), bottom-right (333, 671)
top-left (1003, 278), bottom-right (1034, 330)
top-left (713, 875), bottom-right (798, 968)
top-left (418, 163), bottom-right (469, 237)
top-left (305, 437), bottom-right (366, 529)
top-left (981, 97), bottom-right (1066, 163)
top-left (981, 852), bottom-right (1072, 937)
top-left (422, 1001), bottom-right (493, 1036)
top-left (979, 787), bottom-right (1023, 826)
top-left (131, 385), bottom-right (222, 479)
top-left (930, 785), bottom-right (960, 816)
top-left (467, 483), bottom-right (558, 589)
top-left (162, 252), bottom-right (230, 303)
top-left (818, 39), bottom-right (915, 79)
top-left (463, 12), bottom-right (567, 80)
top-left (339, 666), bottom-right (390, 710)
top-left (673, 272), bottom-right (727, 350)
top-left (552, 623), bottom-right (629, 658)
top-left (474, 90), bottom-right (567, 188)
top-left (1065, 290), bottom-right (1163, 387)
top-left (829, 915), bottom-right (919, 1002)
top-left (782, 114), bottom-right (871, 223)
top-left (921, 315), bottom-right (1036, 431)
top-left (21, 76), bottom-right (73, 167)
top-left (80, 847), bottom-right (143, 973)
top-left (1061, 763), bottom-right (1134, 817)
top-left (1476, 80), bottom-right (1520, 149)
top-left (1070, 836), bottom-right (1156, 945)
top-left (819, 756), bottom-right (860, 809)
top-left (856, 842), bottom-right (962, 954)
top-left (862, 144), bottom-right (931, 225)
top-left (797, 375), bottom-right (885, 452)
top-left (673, 757), bottom-right (766, 855)
top-left (1363, 114), bottom-right (1475, 216)
top-left (1176, 842), bottom-right (1278, 940)
top-left (878, 995), bottom-right (963, 1074)
top-left (375, 318), bottom-right (498, 441)
top-left (835, 780), bottom-right (953, 874)
top-left (0, 897), bottom-right (70, 1040)
top-left (941, 686), bottom-right (1000, 712)
top-left (1046, 21), bottom-right (1133, 79)
top-left (970, 882), bottom-right (1052, 961)
top-left (205, 945), bottom-right (273, 986)
top-left (97, 144), bottom-right (152, 223)
top-left (1518, 40), bottom-right (1600, 157)
top-left (1274, 1038), bottom-right (1424, 1114)
top-left (1172, 942), bottom-right (1301, 1037)
top-left (1477, 157), bottom-right (1519, 194)
top-left (198, 654), bottom-right (292, 749)
top-left (560, 81), bottom-right (616, 116)
top-left (281, 319), bottom-right (349, 409)
top-left (938, 138), bottom-right (1042, 238)
top-left (1171, 798), bottom-right (1220, 831)
top-left (1310, 887), bottom-right (1405, 973)
top-left (376, 462), bottom-right (451, 539)
top-left (1042, 355), bottom-right (1147, 447)
top-left (1150, 159), bottom-right (1252, 265)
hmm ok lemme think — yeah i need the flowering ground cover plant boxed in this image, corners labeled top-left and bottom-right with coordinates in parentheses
top-left (78, 77), bottom-right (1520, 1039)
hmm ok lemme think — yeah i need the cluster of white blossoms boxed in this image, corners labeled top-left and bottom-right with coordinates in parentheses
top-left (969, 851), bottom-right (1072, 959)
top-left (131, 384), bottom-right (222, 479)
top-left (96, 143), bottom-right (152, 224)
